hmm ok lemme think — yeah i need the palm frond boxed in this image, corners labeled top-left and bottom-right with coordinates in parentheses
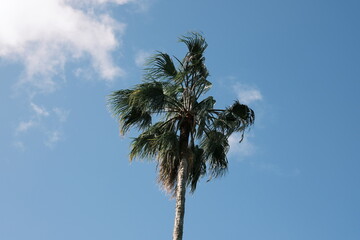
top-left (194, 96), bottom-right (216, 138)
top-left (121, 107), bottom-right (152, 134)
top-left (187, 145), bottom-right (206, 193)
top-left (179, 32), bottom-right (208, 57)
top-left (157, 149), bottom-right (180, 193)
top-left (145, 52), bottom-right (178, 80)
top-left (229, 100), bottom-right (255, 126)
top-left (201, 130), bottom-right (229, 177)
top-left (108, 90), bottom-right (152, 134)
top-left (107, 89), bottom-right (133, 116)
top-left (129, 119), bottom-right (181, 193)
top-left (194, 76), bottom-right (211, 98)
top-left (210, 101), bottom-right (255, 138)
top-left (129, 128), bottom-right (158, 160)
top-left (130, 119), bottom-right (178, 161)
top-left (129, 81), bottom-right (166, 113)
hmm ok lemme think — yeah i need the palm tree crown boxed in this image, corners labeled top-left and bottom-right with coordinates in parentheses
top-left (108, 32), bottom-right (255, 239)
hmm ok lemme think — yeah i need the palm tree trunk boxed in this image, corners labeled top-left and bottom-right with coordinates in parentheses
top-left (172, 121), bottom-right (190, 240)
top-left (172, 156), bottom-right (188, 240)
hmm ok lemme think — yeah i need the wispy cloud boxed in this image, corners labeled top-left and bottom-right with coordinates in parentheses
top-left (134, 50), bottom-right (152, 67)
top-left (53, 108), bottom-right (70, 122)
top-left (249, 161), bottom-right (301, 177)
top-left (15, 102), bottom-right (51, 134)
top-left (228, 132), bottom-right (301, 177)
top-left (69, 0), bottom-right (133, 4)
top-left (45, 130), bottom-right (62, 148)
top-left (13, 141), bottom-right (26, 151)
top-left (15, 120), bottom-right (37, 134)
top-left (234, 83), bottom-right (262, 105)
top-left (0, 0), bottom-right (135, 93)
top-left (227, 83), bottom-right (263, 159)
top-left (14, 102), bottom-right (70, 148)
top-left (31, 102), bottom-right (50, 117)
top-left (228, 133), bottom-right (256, 159)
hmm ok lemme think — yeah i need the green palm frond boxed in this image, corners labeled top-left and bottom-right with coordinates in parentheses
top-left (210, 101), bottom-right (255, 139)
top-left (195, 96), bottom-right (216, 113)
top-left (201, 130), bottom-right (229, 177)
top-left (187, 145), bottom-right (206, 193)
top-left (179, 32), bottom-right (208, 57)
top-left (194, 96), bottom-right (216, 138)
top-left (108, 90), bottom-right (152, 134)
top-left (130, 119), bottom-right (180, 192)
top-left (194, 76), bottom-right (211, 97)
top-left (130, 120), bottom-right (178, 161)
top-left (108, 89), bottom-right (133, 115)
top-left (229, 100), bottom-right (255, 125)
top-left (121, 107), bottom-right (152, 134)
top-left (145, 52), bottom-right (178, 80)
top-left (157, 148), bottom-right (180, 192)
top-left (129, 81), bottom-right (166, 112)
top-left (129, 128), bottom-right (158, 160)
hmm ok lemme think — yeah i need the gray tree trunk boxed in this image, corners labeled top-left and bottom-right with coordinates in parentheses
top-left (172, 157), bottom-right (188, 240)
top-left (172, 121), bottom-right (190, 240)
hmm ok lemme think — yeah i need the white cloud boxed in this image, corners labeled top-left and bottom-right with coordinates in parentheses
top-left (250, 161), bottom-right (301, 177)
top-left (0, 0), bottom-right (131, 93)
top-left (234, 83), bottom-right (262, 105)
top-left (13, 141), bottom-right (26, 151)
top-left (3, 0), bottom-right (148, 148)
top-left (67, 0), bottom-right (149, 12)
top-left (228, 133), bottom-right (256, 159)
top-left (31, 102), bottom-right (49, 117)
top-left (68, 0), bottom-right (133, 5)
top-left (15, 102), bottom-right (49, 135)
top-left (15, 102), bottom-right (50, 134)
top-left (14, 102), bottom-right (70, 148)
top-left (135, 50), bottom-right (152, 67)
top-left (225, 82), bottom-right (263, 159)
top-left (53, 108), bottom-right (70, 122)
top-left (45, 130), bottom-right (62, 148)
top-left (15, 120), bottom-right (36, 134)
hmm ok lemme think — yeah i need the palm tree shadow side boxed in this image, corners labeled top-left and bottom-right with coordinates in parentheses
top-left (107, 32), bottom-right (255, 240)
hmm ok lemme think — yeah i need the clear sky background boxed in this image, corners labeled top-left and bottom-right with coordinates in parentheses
top-left (0, 0), bottom-right (359, 239)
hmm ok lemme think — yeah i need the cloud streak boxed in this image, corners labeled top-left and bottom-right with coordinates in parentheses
top-left (234, 83), bottom-right (262, 105)
top-left (228, 133), bottom-right (256, 159)
top-left (15, 120), bottom-right (37, 134)
top-left (45, 130), bottom-right (62, 148)
top-left (53, 108), bottom-right (70, 122)
top-left (227, 82), bottom-right (263, 158)
top-left (31, 102), bottom-right (50, 117)
top-left (249, 161), bottom-right (301, 177)
top-left (14, 102), bottom-right (70, 148)
top-left (134, 50), bottom-right (152, 67)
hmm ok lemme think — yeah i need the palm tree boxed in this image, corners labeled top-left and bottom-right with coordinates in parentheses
top-left (108, 32), bottom-right (255, 240)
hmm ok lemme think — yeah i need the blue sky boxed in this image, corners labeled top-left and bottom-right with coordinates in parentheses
top-left (1, 0), bottom-right (359, 239)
